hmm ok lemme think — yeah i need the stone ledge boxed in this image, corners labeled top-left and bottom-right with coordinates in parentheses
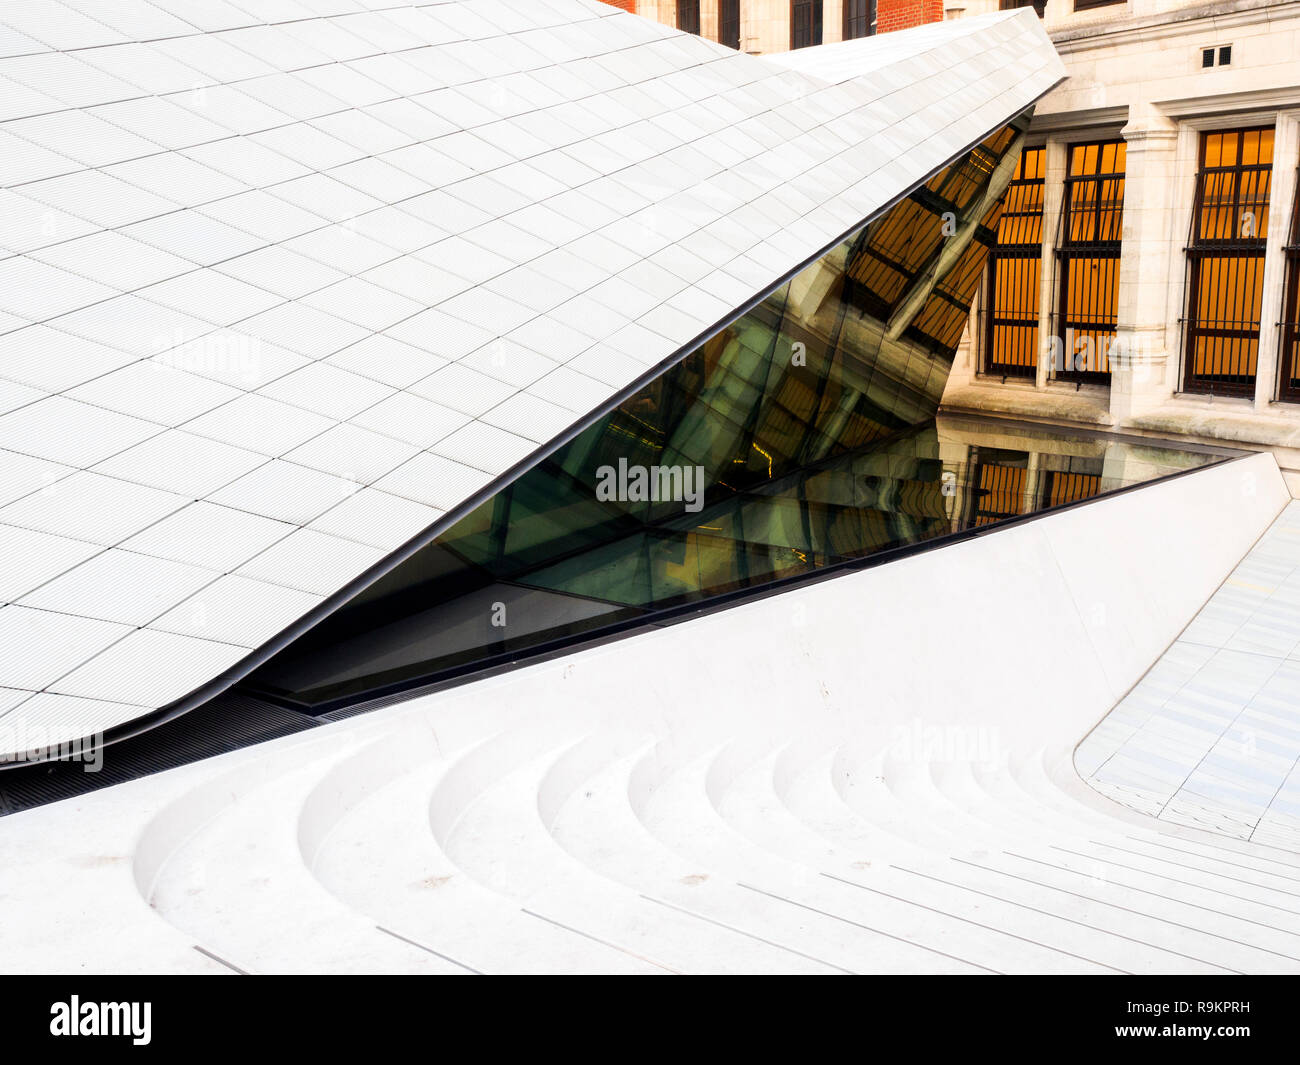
top-left (1124, 406), bottom-right (1300, 452)
top-left (940, 383), bottom-right (1114, 426)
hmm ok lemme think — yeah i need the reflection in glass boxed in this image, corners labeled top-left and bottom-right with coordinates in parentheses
top-left (241, 114), bottom-right (1229, 710)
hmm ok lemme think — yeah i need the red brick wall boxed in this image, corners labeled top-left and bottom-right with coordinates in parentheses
top-left (876, 0), bottom-right (944, 33)
top-left (599, 0), bottom-right (637, 12)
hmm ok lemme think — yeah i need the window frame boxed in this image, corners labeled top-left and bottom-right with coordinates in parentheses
top-left (790, 0), bottom-right (823, 50)
top-left (1181, 126), bottom-right (1275, 397)
top-left (983, 146), bottom-right (1046, 380)
top-left (1054, 139), bottom-right (1126, 386)
top-left (719, 0), bottom-right (740, 49)
top-left (843, 0), bottom-right (873, 41)
top-left (676, 0), bottom-right (701, 36)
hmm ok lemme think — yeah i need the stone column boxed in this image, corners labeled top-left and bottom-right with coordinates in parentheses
top-left (1036, 137), bottom-right (1067, 389)
top-left (701, 0), bottom-right (719, 42)
top-left (1110, 105), bottom-right (1182, 424)
top-left (824, 0), bottom-right (844, 43)
top-left (1254, 113), bottom-right (1300, 410)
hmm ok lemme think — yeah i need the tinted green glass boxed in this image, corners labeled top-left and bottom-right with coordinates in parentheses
top-left (242, 115), bottom-right (1231, 709)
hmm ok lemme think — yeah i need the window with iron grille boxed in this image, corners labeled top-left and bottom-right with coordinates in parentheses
top-left (844, 0), bottom-right (873, 40)
top-left (791, 0), bottom-right (823, 49)
top-left (964, 450), bottom-right (1029, 526)
top-left (719, 0), bottom-right (740, 49)
top-left (677, 0), bottom-right (700, 35)
top-left (984, 146), bottom-right (1045, 378)
top-left (1182, 127), bottom-right (1275, 396)
top-left (1279, 169), bottom-right (1300, 401)
top-left (1074, 0), bottom-right (1125, 11)
top-left (1055, 140), bottom-right (1125, 385)
top-left (999, 0), bottom-right (1046, 15)
top-left (847, 128), bottom-right (1017, 326)
top-left (1041, 468), bottom-right (1103, 507)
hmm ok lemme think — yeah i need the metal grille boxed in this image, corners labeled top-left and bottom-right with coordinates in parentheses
top-left (719, 0), bottom-right (740, 49)
top-left (905, 199), bottom-right (1005, 358)
top-left (791, 0), bottom-right (823, 49)
top-left (1279, 169), bottom-right (1300, 402)
top-left (1042, 469), bottom-right (1102, 506)
top-left (847, 128), bottom-right (1017, 322)
top-left (676, 0), bottom-right (700, 35)
top-left (984, 146), bottom-right (1045, 378)
top-left (1183, 127), bottom-right (1275, 396)
top-left (1055, 140), bottom-right (1125, 384)
top-left (968, 459), bottom-right (1027, 526)
top-left (844, 0), bottom-right (873, 40)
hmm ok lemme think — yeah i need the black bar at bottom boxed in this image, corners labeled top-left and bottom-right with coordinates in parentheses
top-left (0, 975), bottom-right (1291, 1052)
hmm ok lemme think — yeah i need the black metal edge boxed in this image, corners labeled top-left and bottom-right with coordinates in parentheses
top-left (257, 435), bottom-right (1247, 718)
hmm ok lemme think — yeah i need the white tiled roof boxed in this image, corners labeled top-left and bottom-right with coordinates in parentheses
top-left (0, 0), bottom-right (1063, 758)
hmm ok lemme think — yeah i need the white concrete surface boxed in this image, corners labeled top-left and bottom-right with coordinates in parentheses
top-left (1078, 499), bottom-right (1300, 850)
top-left (0, 451), bottom-right (1290, 974)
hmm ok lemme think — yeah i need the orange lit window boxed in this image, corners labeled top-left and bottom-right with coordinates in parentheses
top-left (984, 146), bottom-right (1045, 378)
top-left (1056, 140), bottom-right (1125, 384)
top-left (1183, 127), bottom-right (1274, 395)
